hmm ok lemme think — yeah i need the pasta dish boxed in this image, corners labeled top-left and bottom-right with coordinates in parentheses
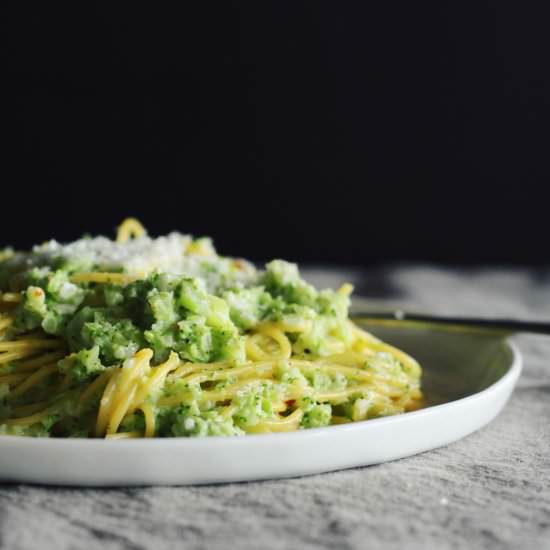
top-left (0, 219), bottom-right (422, 438)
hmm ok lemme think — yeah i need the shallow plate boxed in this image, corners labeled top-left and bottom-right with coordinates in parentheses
top-left (0, 323), bottom-right (522, 486)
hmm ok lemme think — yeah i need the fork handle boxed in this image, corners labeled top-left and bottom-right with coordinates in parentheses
top-left (350, 310), bottom-right (550, 336)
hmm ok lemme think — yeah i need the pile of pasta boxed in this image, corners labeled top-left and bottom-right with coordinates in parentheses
top-left (0, 221), bottom-right (423, 438)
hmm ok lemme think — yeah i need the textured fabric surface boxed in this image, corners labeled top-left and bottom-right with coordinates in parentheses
top-left (1, 265), bottom-right (549, 550)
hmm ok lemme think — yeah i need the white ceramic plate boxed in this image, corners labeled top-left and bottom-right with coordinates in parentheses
top-left (0, 323), bottom-right (521, 486)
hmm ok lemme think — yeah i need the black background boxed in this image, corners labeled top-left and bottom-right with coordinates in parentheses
top-left (3, 3), bottom-right (550, 265)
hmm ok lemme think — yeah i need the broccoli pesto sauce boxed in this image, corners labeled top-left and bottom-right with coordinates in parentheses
top-left (9, 261), bottom-right (351, 374)
top-left (1, 231), bottom-right (389, 437)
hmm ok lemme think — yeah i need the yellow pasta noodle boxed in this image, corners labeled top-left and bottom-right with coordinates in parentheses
top-left (116, 217), bottom-right (146, 243)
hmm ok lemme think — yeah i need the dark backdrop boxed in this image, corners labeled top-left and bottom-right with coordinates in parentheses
top-left (3, 3), bottom-right (550, 265)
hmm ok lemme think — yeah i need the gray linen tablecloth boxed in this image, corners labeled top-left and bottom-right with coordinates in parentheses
top-left (1, 265), bottom-right (549, 550)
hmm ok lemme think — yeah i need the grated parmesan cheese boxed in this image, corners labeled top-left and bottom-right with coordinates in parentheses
top-left (25, 233), bottom-right (257, 291)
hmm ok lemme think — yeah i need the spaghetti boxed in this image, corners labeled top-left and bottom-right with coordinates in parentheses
top-left (0, 220), bottom-right (423, 438)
